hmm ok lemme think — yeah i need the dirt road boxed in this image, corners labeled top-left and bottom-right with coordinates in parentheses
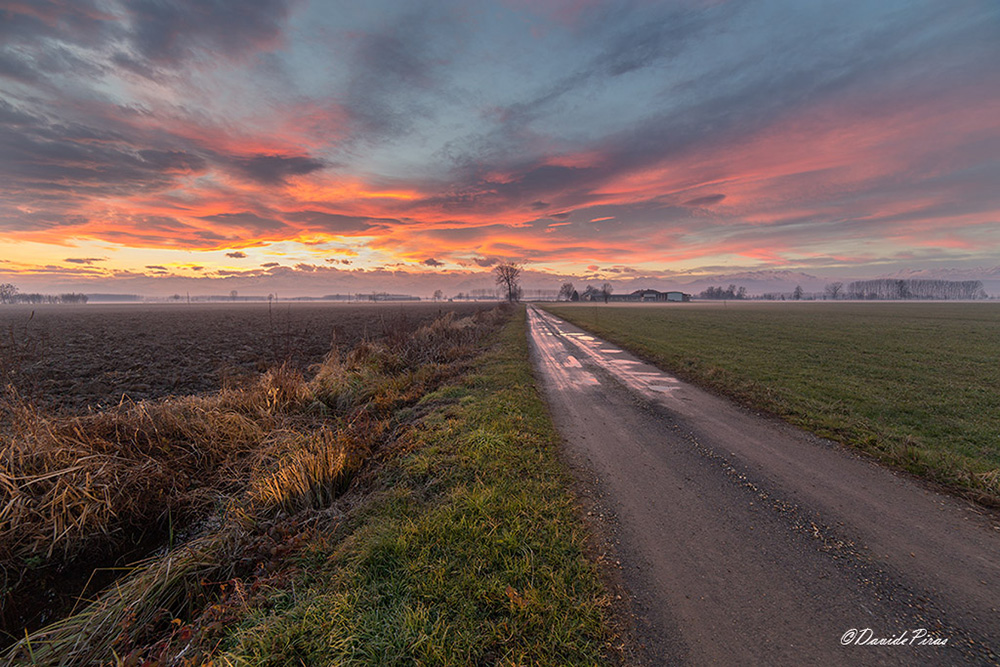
top-left (527, 306), bottom-right (999, 665)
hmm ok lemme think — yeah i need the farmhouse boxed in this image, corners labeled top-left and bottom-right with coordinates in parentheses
top-left (610, 289), bottom-right (692, 302)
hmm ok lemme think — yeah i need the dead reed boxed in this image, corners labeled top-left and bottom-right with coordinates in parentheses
top-left (0, 365), bottom-right (311, 563)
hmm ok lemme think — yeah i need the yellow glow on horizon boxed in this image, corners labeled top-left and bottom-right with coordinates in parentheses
top-left (286, 179), bottom-right (420, 203)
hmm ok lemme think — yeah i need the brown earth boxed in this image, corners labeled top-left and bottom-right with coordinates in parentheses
top-left (0, 301), bottom-right (492, 413)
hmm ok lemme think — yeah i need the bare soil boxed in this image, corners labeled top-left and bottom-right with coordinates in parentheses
top-left (0, 301), bottom-right (491, 413)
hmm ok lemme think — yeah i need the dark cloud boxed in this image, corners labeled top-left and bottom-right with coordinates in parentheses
top-left (341, 6), bottom-right (459, 142)
top-left (0, 99), bottom-right (37, 126)
top-left (226, 251), bottom-right (247, 259)
top-left (0, 0), bottom-right (296, 88)
top-left (124, 0), bottom-right (296, 66)
top-left (228, 154), bottom-right (326, 184)
top-left (0, 117), bottom-right (193, 197)
top-left (590, 6), bottom-right (720, 78)
top-left (145, 265), bottom-right (168, 271)
top-left (0, 1), bottom-right (118, 57)
top-left (282, 210), bottom-right (383, 233)
top-left (683, 194), bottom-right (726, 207)
top-left (422, 258), bottom-right (443, 267)
top-left (198, 212), bottom-right (284, 231)
top-left (0, 51), bottom-right (38, 83)
top-left (473, 257), bottom-right (499, 267)
top-left (63, 258), bottom-right (105, 265)
top-left (137, 149), bottom-right (206, 174)
top-left (262, 262), bottom-right (280, 267)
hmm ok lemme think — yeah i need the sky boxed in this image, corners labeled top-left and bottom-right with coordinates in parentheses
top-left (1, 0), bottom-right (998, 297)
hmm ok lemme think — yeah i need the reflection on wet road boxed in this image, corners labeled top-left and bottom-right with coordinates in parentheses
top-left (529, 305), bottom-right (681, 401)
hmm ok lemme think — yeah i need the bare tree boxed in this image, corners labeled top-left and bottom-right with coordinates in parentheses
top-left (824, 282), bottom-right (843, 300)
top-left (0, 283), bottom-right (18, 304)
top-left (792, 285), bottom-right (804, 300)
top-left (493, 262), bottom-right (522, 303)
top-left (601, 282), bottom-right (613, 303)
top-left (558, 282), bottom-right (575, 301)
top-left (433, 289), bottom-right (443, 302)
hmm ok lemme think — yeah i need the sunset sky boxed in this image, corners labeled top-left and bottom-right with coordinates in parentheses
top-left (1, 0), bottom-right (998, 297)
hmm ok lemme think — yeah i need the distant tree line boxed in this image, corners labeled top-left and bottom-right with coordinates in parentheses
top-left (453, 288), bottom-right (501, 301)
top-left (0, 283), bottom-right (88, 304)
top-left (846, 279), bottom-right (987, 300)
top-left (698, 284), bottom-right (748, 300)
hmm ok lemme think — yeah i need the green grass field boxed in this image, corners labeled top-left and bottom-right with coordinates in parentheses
top-left (544, 302), bottom-right (1000, 505)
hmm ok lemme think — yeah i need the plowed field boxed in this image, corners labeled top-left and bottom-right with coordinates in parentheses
top-left (0, 301), bottom-right (493, 412)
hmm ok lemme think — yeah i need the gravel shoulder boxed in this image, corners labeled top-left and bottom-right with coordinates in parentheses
top-left (528, 306), bottom-right (1000, 665)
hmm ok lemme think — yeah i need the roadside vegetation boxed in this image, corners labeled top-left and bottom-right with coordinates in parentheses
top-left (218, 307), bottom-right (609, 666)
top-left (545, 302), bottom-right (1000, 506)
top-left (1, 306), bottom-right (610, 665)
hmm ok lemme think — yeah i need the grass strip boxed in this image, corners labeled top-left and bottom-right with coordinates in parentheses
top-left (219, 306), bottom-right (610, 666)
top-left (544, 302), bottom-right (1000, 506)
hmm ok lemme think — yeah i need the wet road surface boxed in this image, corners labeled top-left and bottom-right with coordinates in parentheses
top-left (527, 306), bottom-right (1000, 665)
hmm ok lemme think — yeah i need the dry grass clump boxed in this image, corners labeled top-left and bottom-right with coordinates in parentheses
top-left (310, 308), bottom-right (508, 416)
top-left (249, 423), bottom-right (371, 512)
top-left (0, 365), bottom-right (311, 563)
top-left (5, 433), bottom-right (367, 667)
top-left (2, 306), bottom-right (509, 666)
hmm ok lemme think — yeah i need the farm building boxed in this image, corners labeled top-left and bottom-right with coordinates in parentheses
top-left (609, 289), bottom-right (691, 302)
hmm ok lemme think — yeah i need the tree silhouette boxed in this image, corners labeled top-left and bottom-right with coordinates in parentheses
top-left (494, 262), bottom-right (522, 303)
top-left (0, 283), bottom-right (18, 304)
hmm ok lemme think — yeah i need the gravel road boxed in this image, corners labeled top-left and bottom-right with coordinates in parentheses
top-left (527, 306), bottom-right (999, 665)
